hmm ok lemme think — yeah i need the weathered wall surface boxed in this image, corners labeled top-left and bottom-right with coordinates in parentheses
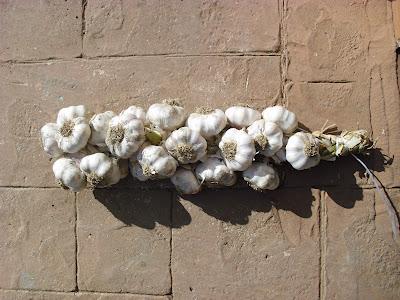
top-left (0, 1), bottom-right (399, 299)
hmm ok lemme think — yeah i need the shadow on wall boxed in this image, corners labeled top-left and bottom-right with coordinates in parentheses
top-left (93, 148), bottom-right (392, 229)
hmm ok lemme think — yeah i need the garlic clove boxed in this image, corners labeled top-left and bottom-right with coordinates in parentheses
top-left (120, 106), bottom-right (147, 123)
top-left (187, 108), bottom-right (227, 138)
top-left (171, 168), bottom-right (201, 194)
top-left (243, 162), bottom-right (280, 191)
top-left (146, 100), bottom-right (186, 131)
top-left (225, 106), bottom-right (261, 129)
top-left (41, 123), bottom-right (64, 158)
top-left (53, 157), bottom-right (86, 192)
top-left (262, 105), bottom-right (298, 134)
top-left (89, 111), bottom-right (116, 147)
top-left (56, 105), bottom-right (88, 126)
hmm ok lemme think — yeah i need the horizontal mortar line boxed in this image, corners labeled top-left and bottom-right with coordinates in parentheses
top-left (0, 52), bottom-right (281, 65)
top-left (77, 289), bottom-right (170, 297)
top-left (301, 80), bottom-right (355, 84)
top-left (0, 288), bottom-right (168, 297)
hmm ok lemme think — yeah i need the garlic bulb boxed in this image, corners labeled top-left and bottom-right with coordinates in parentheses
top-left (129, 162), bottom-right (149, 182)
top-left (225, 106), bottom-right (261, 129)
top-left (79, 153), bottom-right (121, 188)
top-left (120, 106), bottom-right (146, 123)
top-left (136, 145), bottom-right (178, 180)
top-left (187, 107), bottom-right (227, 138)
top-left (286, 132), bottom-right (320, 170)
top-left (105, 114), bottom-right (145, 159)
top-left (195, 157), bottom-right (237, 187)
top-left (262, 105), bottom-right (298, 134)
top-left (165, 127), bottom-right (207, 164)
top-left (335, 130), bottom-right (373, 156)
top-left (243, 162), bottom-right (280, 191)
top-left (41, 123), bottom-right (63, 158)
top-left (271, 136), bottom-right (288, 164)
top-left (219, 128), bottom-right (256, 171)
top-left (247, 120), bottom-right (283, 156)
top-left (53, 157), bottom-right (86, 192)
top-left (146, 100), bottom-right (186, 131)
top-left (56, 105), bottom-right (91, 153)
top-left (89, 111), bottom-right (116, 148)
top-left (171, 168), bottom-right (201, 194)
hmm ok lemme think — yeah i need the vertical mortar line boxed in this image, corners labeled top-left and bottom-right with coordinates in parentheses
top-left (169, 190), bottom-right (174, 297)
top-left (319, 191), bottom-right (327, 300)
top-left (81, 0), bottom-right (88, 57)
top-left (74, 192), bottom-right (79, 291)
top-left (279, 0), bottom-right (289, 107)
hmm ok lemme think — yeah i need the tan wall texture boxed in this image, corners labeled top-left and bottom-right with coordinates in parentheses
top-left (0, 0), bottom-right (400, 299)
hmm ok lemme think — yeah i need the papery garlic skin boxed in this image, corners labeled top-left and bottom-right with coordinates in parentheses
top-left (80, 153), bottom-right (120, 188)
top-left (286, 132), bottom-right (320, 170)
top-left (137, 145), bottom-right (178, 179)
top-left (247, 120), bottom-right (283, 157)
top-left (187, 108), bottom-right (227, 138)
top-left (171, 168), bottom-right (201, 194)
top-left (53, 157), bottom-right (86, 192)
top-left (262, 106), bottom-right (298, 134)
top-left (219, 128), bottom-right (256, 171)
top-left (41, 123), bottom-right (63, 158)
top-left (335, 130), bottom-right (372, 156)
top-left (129, 162), bottom-right (149, 182)
top-left (89, 111), bottom-right (116, 147)
top-left (56, 105), bottom-right (91, 153)
top-left (165, 127), bottom-right (207, 164)
top-left (243, 162), bottom-right (280, 191)
top-left (105, 115), bottom-right (145, 159)
top-left (146, 101), bottom-right (186, 131)
top-left (225, 106), bottom-right (261, 129)
top-left (120, 106), bottom-right (146, 123)
top-left (195, 157), bottom-right (237, 187)
top-left (271, 136), bottom-right (288, 164)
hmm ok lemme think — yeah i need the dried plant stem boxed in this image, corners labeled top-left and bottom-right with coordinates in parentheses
top-left (352, 154), bottom-right (400, 242)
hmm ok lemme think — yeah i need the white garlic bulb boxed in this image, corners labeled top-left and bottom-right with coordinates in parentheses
top-left (165, 127), bottom-right (207, 164)
top-left (286, 132), bottom-right (320, 170)
top-left (136, 145), bottom-right (178, 180)
top-left (247, 120), bottom-right (283, 157)
top-left (271, 136), bottom-right (288, 164)
top-left (262, 105), bottom-right (298, 134)
top-left (55, 105), bottom-right (91, 153)
top-left (146, 100), bottom-right (186, 131)
top-left (187, 108), bottom-right (227, 138)
top-left (225, 106), bottom-right (261, 129)
top-left (219, 128), bottom-right (256, 171)
top-left (53, 157), bottom-right (86, 192)
top-left (243, 162), bottom-right (280, 191)
top-left (80, 153), bottom-right (121, 188)
top-left (195, 157), bottom-right (237, 187)
top-left (105, 114), bottom-right (145, 159)
top-left (89, 111), bottom-right (116, 148)
top-left (41, 123), bottom-right (63, 158)
top-left (120, 106), bottom-right (147, 123)
top-left (171, 168), bottom-right (201, 194)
